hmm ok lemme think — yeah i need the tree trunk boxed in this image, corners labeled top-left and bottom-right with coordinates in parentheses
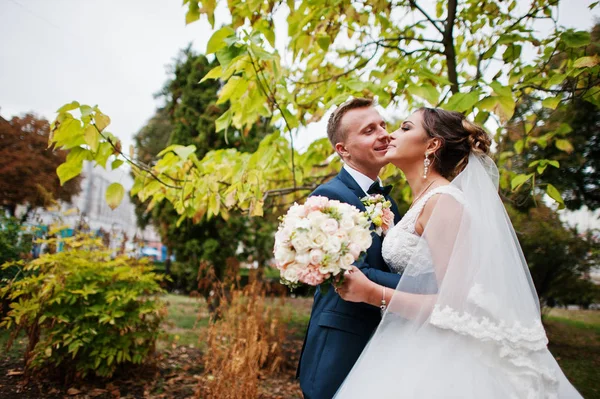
top-left (444, 0), bottom-right (459, 94)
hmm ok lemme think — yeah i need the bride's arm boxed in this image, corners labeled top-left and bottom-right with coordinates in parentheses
top-left (338, 194), bottom-right (464, 320)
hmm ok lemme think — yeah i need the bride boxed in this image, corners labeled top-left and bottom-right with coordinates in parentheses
top-left (334, 108), bottom-right (582, 398)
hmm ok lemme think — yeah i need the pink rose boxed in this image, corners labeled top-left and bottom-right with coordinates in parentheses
top-left (382, 208), bottom-right (394, 233)
top-left (304, 196), bottom-right (330, 212)
top-left (298, 265), bottom-right (328, 286)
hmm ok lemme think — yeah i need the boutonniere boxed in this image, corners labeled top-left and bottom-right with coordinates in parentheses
top-left (360, 194), bottom-right (394, 236)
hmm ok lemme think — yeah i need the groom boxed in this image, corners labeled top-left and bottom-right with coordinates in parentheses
top-left (297, 98), bottom-right (402, 399)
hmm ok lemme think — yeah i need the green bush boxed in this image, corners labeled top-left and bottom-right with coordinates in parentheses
top-left (0, 233), bottom-right (166, 380)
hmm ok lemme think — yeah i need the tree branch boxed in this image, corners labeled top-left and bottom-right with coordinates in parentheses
top-left (409, 0), bottom-right (445, 35)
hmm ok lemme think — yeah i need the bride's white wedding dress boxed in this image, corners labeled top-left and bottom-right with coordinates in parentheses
top-left (334, 155), bottom-right (582, 399)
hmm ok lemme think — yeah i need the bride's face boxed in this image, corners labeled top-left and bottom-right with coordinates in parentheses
top-left (385, 111), bottom-right (431, 169)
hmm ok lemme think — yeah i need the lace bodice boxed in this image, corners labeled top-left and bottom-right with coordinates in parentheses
top-left (382, 185), bottom-right (465, 274)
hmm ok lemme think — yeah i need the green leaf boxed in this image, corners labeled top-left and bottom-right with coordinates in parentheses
top-left (502, 45), bottom-right (522, 63)
top-left (207, 26), bottom-right (236, 54)
top-left (511, 173), bottom-right (533, 191)
top-left (542, 96), bottom-right (561, 110)
top-left (561, 31), bottom-right (591, 48)
top-left (56, 101), bottom-right (80, 113)
top-left (546, 184), bottom-right (565, 208)
top-left (83, 125), bottom-right (99, 152)
top-left (477, 96), bottom-right (498, 112)
top-left (444, 91), bottom-right (480, 113)
top-left (514, 139), bottom-right (524, 155)
top-left (57, 161), bottom-right (83, 185)
top-left (200, 66), bottom-right (223, 83)
top-left (217, 76), bottom-right (249, 104)
top-left (106, 183), bottom-right (125, 210)
top-left (111, 159), bottom-right (124, 170)
top-left (281, 109), bottom-right (299, 130)
top-left (185, 1), bottom-right (200, 25)
top-left (547, 73), bottom-right (566, 87)
top-left (317, 35), bottom-right (331, 51)
top-left (173, 145), bottom-right (196, 161)
top-left (215, 109), bottom-right (232, 132)
top-left (555, 139), bottom-right (574, 153)
top-left (490, 82), bottom-right (512, 98)
top-left (94, 142), bottom-right (113, 168)
top-left (554, 123), bottom-right (572, 136)
top-left (80, 104), bottom-right (93, 117)
top-left (573, 55), bottom-right (600, 68)
top-left (496, 96), bottom-right (515, 122)
top-left (409, 84), bottom-right (439, 104)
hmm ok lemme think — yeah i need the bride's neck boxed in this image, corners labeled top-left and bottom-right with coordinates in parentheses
top-left (404, 166), bottom-right (443, 200)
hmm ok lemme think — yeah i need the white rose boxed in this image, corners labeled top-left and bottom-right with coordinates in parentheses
top-left (309, 249), bottom-right (324, 265)
top-left (283, 264), bottom-right (301, 283)
top-left (307, 210), bottom-right (326, 223)
top-left (347, 243), bottom-right (361, 259)
top-left (295, 218), bottom-right (312, 230)
top-left (274, 245), bottom-right (295, 264)
top-left (309, 229), bottom-right (328, 248)
top-left (323, 236), bottom-right (342, 254)
top-left (340, 217), bottom-right (355, 231)
top-left (340, 253), bottom-right (355, 269)
top-left (291, 232), bottom-right (311, 252)
top-left (295, 251), bottom-right (311, 267)
top-left (321, 218), bottom-right (339, 235)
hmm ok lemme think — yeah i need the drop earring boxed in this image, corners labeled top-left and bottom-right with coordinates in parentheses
top-left (423, 152), bottom-right (431, 179)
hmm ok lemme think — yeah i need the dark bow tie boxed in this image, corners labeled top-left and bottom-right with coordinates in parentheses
top-left (367, 181), bottom-right (393, 196)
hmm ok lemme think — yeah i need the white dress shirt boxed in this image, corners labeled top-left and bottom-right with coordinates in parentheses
top-left (343, 164), bottom-right (383, 196)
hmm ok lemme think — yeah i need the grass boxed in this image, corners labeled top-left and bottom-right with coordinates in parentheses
top-left (158, 293), bottom-right (209, 350)
top-left (1, 294), bottom-right (597, 398)
top-left (0, 328), bottom-right (25, 360)
top-left (545, 309), bottom-right (600, 399)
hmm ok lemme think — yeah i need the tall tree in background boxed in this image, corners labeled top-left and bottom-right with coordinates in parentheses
top-left (498, 24), bottom-right (600, 211)
top-left (134, 47), bottom-right (276, 295)
top-left (0, 114), bottom-right (81, 220)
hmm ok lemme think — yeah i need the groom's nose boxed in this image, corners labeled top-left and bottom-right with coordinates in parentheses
top-left (376, 127), bottom-right (390, 142)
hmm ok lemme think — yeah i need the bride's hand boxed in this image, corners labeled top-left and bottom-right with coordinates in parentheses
top-left (336, 266), bottom-right (376, 303)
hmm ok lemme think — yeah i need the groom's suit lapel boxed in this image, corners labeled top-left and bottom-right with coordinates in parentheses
top-left (337, 168), bottom-right (367, 210)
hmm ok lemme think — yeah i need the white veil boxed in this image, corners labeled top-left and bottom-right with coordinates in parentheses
top-left (334, 154), bottom-right (582, 398)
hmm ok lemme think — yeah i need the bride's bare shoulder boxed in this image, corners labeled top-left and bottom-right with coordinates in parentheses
top-left (415, 185), bottom-right (465, 235)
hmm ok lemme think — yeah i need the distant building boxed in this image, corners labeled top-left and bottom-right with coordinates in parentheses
top-left (23, 161), bottom-right (166, 259)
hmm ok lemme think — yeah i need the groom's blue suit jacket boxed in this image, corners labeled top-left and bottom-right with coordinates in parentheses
top-left (297, 168), bottom-right (402, 399)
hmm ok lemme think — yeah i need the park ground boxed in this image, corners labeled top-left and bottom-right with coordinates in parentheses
top-left (0, 295), bottom-right (598, 399)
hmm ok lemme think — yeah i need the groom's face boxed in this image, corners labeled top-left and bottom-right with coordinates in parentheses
top-left (336, 107), bottom-right (390, 176)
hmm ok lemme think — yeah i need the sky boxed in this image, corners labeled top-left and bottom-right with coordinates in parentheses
top-left (1, 0), bottom-right (599, 154)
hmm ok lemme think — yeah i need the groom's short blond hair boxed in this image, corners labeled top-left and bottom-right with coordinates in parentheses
top-left (327, 98), bottom-right (374, 147)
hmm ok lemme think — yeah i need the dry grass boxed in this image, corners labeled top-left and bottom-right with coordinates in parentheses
top-left (197, 281), bottom-right (287, 399)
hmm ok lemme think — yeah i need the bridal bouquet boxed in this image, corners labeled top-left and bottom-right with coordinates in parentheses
top-left (273, 196), bottom-right (373, 288)
top-left (361, 194), bottom-right (394, 236)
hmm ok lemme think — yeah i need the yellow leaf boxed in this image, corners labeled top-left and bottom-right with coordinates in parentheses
top-left (95, 112), bottom-right (111, 132)
top-left (105, 183), bottom-right (125, 210)
top-left (83, 124), bottom-right (99, 152)
top-left (573, 55), bottom-right (600, 68)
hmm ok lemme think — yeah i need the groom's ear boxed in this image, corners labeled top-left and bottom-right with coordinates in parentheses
top-left (335, 142), bottom-right (349, 159)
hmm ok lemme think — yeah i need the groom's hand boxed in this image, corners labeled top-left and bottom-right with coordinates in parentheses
top-left (336, 266), bottom-right (378, 305)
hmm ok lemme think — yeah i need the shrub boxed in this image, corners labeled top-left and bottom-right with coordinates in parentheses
top-left (0, 233), bottom-right (166, 380)
top-left (0, 214), bottom-right (33, 317)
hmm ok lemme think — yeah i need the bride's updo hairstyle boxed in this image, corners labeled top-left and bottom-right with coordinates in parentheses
top-left (419, 107), bottom-right (492, 179)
